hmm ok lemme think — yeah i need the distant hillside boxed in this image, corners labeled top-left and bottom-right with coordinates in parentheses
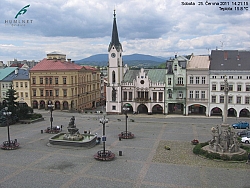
top-left (75, 53), bottom-right (167, 67)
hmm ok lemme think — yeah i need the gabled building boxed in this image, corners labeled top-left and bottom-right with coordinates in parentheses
top-left (209, 50), bottom-right (250, 117)
top-left (0, 67), bottom-right (18, 103)
top-left (186, 55), bottom-right (210, 116)
top-left (12, 68), bottom-right (31, 107)
top-left (106, 11), bottom-right (165, 114)
top-left (165, 55), bottom-right (188, 115)
top-left (30, 53), bottom-right (100, 111)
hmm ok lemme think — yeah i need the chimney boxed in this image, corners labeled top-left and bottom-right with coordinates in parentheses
top-left (224, 51), bottom-right (228, 60)
top-left (15, 68), bottom-right (19, 75)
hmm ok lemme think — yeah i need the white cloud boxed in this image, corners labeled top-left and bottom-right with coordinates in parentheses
top-left (0, 0), bottom-right (249, 63)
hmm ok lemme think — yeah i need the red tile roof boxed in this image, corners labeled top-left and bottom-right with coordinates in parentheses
top-left (83, 65), bottom-right (98, 71)
top-left (30, 59), bottom-right (83, 71)
top-left (10, 63), bottom-right (24, 68)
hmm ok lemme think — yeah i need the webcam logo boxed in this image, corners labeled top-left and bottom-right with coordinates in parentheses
top-left (15, 5), bottom-right (30, 19)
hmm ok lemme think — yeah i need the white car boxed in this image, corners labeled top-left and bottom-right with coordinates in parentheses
top-left (241, 136), bottom-right (250, 144)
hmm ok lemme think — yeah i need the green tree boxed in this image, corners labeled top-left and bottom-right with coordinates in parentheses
top-left (4, 85), bottom-right (18, 122)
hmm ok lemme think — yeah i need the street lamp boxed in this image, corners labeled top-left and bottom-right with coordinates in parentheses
top-left (123, 106), bottom-right (129, 135)
top-left (94, 116), bottom-right (115, 161)
top-left (48, 102), bottom-right (54, 133)
top-left (3, 107), bottom-right (12, 147)
top-left (1, 107), bottom-right (19, 150)
top-left (118, 105), bottom-right (134, 139)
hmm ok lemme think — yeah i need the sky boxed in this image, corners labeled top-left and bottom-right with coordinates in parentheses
top-left (0, 0), bottom-right (249, 63)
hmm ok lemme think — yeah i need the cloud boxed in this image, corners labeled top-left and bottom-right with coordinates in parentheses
top-left (0, 0), bottom-right (249, 63)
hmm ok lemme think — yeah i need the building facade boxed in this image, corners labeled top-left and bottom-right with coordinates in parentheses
top-left (209, 50), bottom-right (250, 117)
top-left (165, 56), bottom-right (188, 115)
top-left (30, 53), bottom-right (100, 111)
top-left (186, 55), bottom-right (210, 116)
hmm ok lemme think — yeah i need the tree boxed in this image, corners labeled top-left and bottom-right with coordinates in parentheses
top-left (4, 85), bottom-right (18, 123)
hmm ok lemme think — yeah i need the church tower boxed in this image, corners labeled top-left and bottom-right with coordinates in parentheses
top-left (106, 10), bottom-right (123, 114)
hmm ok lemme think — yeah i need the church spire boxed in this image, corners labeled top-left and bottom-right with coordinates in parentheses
top-left (108, 9), bottom-right (122, 52)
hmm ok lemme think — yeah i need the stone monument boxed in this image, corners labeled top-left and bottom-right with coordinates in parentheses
top-left (63, 116), bottom-right (83, 141)
top-left (205, 76), bottom-right (242, 154)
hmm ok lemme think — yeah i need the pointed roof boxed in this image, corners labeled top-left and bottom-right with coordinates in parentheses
top-left (0, 67), bottom-right (17, 80)
top-left (108, 10), bottom-right (122, 52)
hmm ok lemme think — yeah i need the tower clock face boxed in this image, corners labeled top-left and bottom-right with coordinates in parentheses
top-left (111, 53), bottom-right (116, 58)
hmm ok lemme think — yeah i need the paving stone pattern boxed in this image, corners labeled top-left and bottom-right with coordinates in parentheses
top-left (0, 110), bottom-right (249, 188)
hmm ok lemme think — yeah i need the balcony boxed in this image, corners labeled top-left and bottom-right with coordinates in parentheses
top-left (134, 98), bottom-right (150, 102)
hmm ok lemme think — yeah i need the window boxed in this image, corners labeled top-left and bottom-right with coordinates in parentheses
top-left (40, 89), bottom-right (44, 96)
top-left (196, 77), bottom-right (200, 84)
top-left (221, 75), bottom-right (225, 79)
top-left (49, 78), bottom-right (52, 84)
top-left (201, 91), bottom-right (205, 99)
top-left (212, 96), bottom-right (216, 103)
top-left (229, 76), bottom-right (233, 79)
top-left (153, 92), bottom-right (157, 101)
top-left (229, 85), bottom-right (233, 91)
top-left (174, 64), bottom-right (177, 71)
top-left (112, 106), bottom-right (116, 110)
top-left (220, 96), bottom-right (224, 103)
top-left (49, 90), bottom-right (53, 96)
top-left (55, 78), bottom-right (58, 84)
top-left (228, 96), bottom-right (233, 103)
top-left (45, 78), bottom-right (48, 84)
top-left (178, 91), bottom-right (183, 99)
top-left (246, 97), bottom-right (250, 104)
top-left (25, 92), bottom-right (28, 98)
top-left (220, 84), bottom-right (225, 91)
top-left (40, 78), bottom-right (43, 84)
top-left (32, 77), bottom-right (36, 84)
top-left (168, 78), bottom-right (171, 85)
top-left (238, 76), bottom-right (242, 79)
top-left (2, 84), bottom-right (4, 88)
top-left (212, 76), bottom-right (216, 79)
top-left (190, 76), bottom-right (193, 84)
top-left (246, 85), bottom-right (250, 91)
top-left (63, 89), bottom-right (67, 97)
top-left (25, 82), bottom-right (27, 88)
top-left (123, 91), bottom-right (127, 100)
top-left (16, 82), bottom-right (18, 88)
top-left (177, 77), bottom-right (183, 85)
top-left (112, 71), bottom-right (115, 83)
top-left (2, 92), bottom-right (5, 97)
top-left (189, 91), bottom-right (193, 99)
top-left (55, 89), bottom-right (59, 97)
top-left (129, 92), bottom-right (132, 100)
top-left (21, 92), bottom-right (23, 98)
top-left (237, 96), bottom-right (241, 104)
top-left (168, 90), bottom-right (172, 98)
top-left (212, 84), bottom-right (216, 91)
top-left (46, 90), bottom-right (49, 96)
top-left (237, 85), bottom-right (242, 91)
top-left (202, 77), bottom-right (205, 84)
top-left (20, 82), bottom-right (23, 87)
top-left (71, 76), bottom-right (73, 84)
top-left (195, 91), bottom-right (199, 99)
top-left (63, 77), bottom-right (67, 84)
top-left (33, 89), bottom-right (36, 96)
top-left (159, 92), bottom-right (163, 101)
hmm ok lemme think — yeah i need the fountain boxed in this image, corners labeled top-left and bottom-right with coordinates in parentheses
top-left (203, 76), bottom-right (246, 156)
top-left (49, 116), bottom-right (97, 147)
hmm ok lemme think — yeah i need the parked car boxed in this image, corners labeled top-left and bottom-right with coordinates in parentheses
top-left (232, 121), bottom-right (249, 129)
top-left (241, 136), bottom-right (250, 144)
top-left (237, 130), bottom-right (250, 137)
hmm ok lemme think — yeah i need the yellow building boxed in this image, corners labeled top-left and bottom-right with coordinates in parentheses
top-left (30, 53), bottom-right (100, 111)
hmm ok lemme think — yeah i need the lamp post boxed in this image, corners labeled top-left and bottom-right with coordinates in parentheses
top-left (48, 102), bottom-right (54, 133)
top-left (3, 107), bottom-right (12, 147)
top-left (118, 105), bottom-right (134, 139)
top-left (123, 106), bottom-right (129, 134)
top-left (94, 116), bottom-right (115, 161)
top-left (1, 107), bottom-right (19, 150)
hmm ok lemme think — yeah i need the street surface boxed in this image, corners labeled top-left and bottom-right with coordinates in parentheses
top-left (0, 109), bottom-right (249, 188)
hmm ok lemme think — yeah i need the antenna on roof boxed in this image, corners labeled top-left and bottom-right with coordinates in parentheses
top-left (220, 41), bottom-right (224, 50)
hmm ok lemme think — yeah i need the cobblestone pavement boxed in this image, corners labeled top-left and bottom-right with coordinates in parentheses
top-left (0, 109), bottom-right (249, 188)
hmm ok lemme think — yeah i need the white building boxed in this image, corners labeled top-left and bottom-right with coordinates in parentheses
top-left (209, 50), bottom-right (250, 117)
top-left (106, 11), bottom-right (165, 114)
top-left (186, 55), bottom-right (210, 116)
